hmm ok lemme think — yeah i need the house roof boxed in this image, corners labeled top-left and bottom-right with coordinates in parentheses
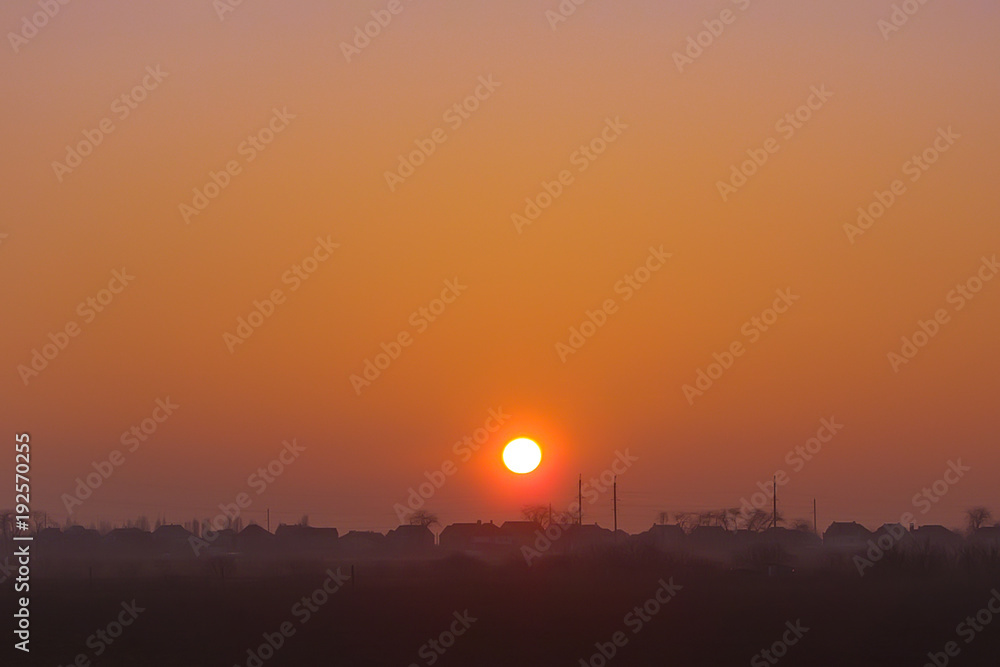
top-left (440, 522), bottom-right (501, 537)
top-left (340, 530), bottom-right (385, 541)
top-left (823, 521), bottom-right (872, 538)
top-left (388, 525), bottom-right (433, 540)
top-left (499, 521), bottom-right (542, 536)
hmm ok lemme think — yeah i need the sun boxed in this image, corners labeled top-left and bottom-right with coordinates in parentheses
top-left (503, 438), bottom-right (542, 474)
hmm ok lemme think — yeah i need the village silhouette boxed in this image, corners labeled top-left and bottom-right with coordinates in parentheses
top-left (7, 504), bottom-right (999, 574)
top-left (5, 505), bottom-right (1000, 665)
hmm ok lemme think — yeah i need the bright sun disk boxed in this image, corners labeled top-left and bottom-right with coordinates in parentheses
top-left (503, 438), bottom-right (542, 474)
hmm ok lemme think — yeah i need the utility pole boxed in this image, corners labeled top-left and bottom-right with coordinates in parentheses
top-left (813, 499), bottom-right (817, 534)
top-left (578, 474), bottom-right (583, 526)
top-left (772, 476), bottom-right (777, 530)
top-left (613, 476), bottom-right (618, 535)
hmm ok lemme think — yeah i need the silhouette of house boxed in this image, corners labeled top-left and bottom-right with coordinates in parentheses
top-left (564, 523), bottom-right (615, 554)
top-left (823, 522), bottom-right (873, 551)
top-left (762, 527), bottom-right (821, 551)
top-left (969, 526), bottom-right (1000, 550)
top-left (235, 524), bottom-right (275, 553)
top-left (338, 530), bottom-right (385, 557)
top-left (688, 525), bottom-right (732, 560)
top-left (152, 524), bottom-right (194, 556)
top-left (498, 521), bottom-right (542, 550)
top-left (386, 524), bottom-right (434, 554)
top-left (636, 524), bottom-right (686, 553)
top-left (910, 525), bottom-right (964, 556)
top-left (196, 528), bottom-right (238, 556)
top-left (274, 524), bottom-right (339, 553)
top-left (875, 523), bottom-right (907, 537)
top-left (104, 527), bottom-right (154, 556)
top-left (872, 523), bottom-right (913, 551)
top-left (730, 529), bottom-right (759, 552)
top-left (439, 521), bottom-right (503, 555)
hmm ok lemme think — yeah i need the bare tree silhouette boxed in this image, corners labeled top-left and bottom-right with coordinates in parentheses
top-left (740, 508), bottom-right (782, 532)
top-left (521, 504), bottom-right (550, 527)
top-left (790, 518), bottom-right (814, 533)
top-left (406, 509), bottom-right (439, 528)
top-left (965, 506), bottom-right (994, 534)
top-left (673, 512), bottom-right (699, 533)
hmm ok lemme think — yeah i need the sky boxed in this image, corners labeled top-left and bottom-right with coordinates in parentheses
top-left (1, 0), bottom-right (999, 534)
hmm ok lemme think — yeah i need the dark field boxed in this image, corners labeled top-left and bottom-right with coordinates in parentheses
top-left (8, 557), bottom-right (1000, 666)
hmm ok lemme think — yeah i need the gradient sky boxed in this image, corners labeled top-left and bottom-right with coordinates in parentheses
top-left (2, 0), bottom-right (999, 533)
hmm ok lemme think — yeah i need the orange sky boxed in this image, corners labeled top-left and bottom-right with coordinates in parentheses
top-left (2, 0), bottom-right (999, 533)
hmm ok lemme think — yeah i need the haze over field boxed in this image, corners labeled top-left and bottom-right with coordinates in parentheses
top-left (2, 0), bottom-right (999, 534)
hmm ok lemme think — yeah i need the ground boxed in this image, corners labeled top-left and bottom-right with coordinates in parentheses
top-left (7, 556), bottom-right (1000, 666)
